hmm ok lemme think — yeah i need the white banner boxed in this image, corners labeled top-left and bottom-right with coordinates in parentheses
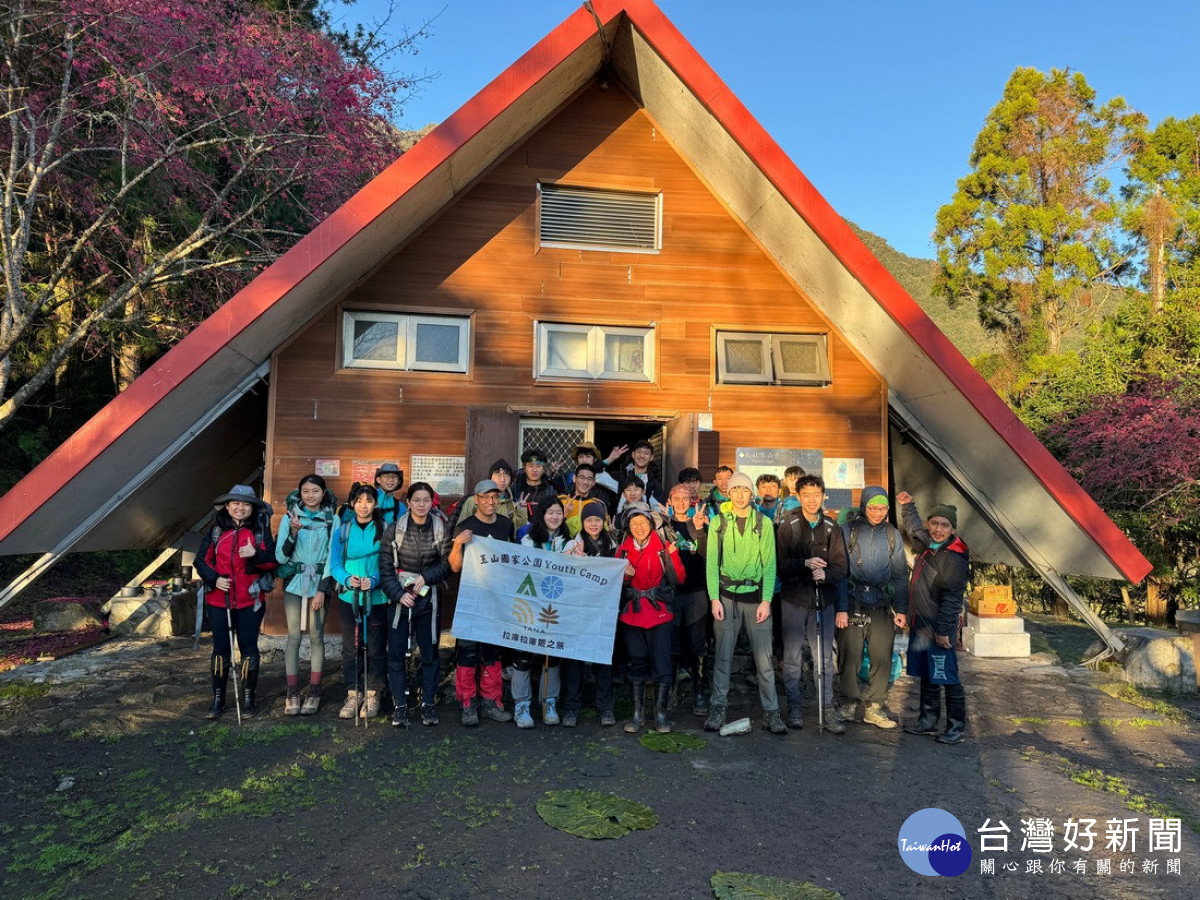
top-left (452, 536), bottom-right (626, 665)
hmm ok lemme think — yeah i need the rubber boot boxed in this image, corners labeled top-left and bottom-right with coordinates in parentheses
top-left (206, 657), bottom-right (228, 720)
top-left (690, 665), bottom-right (708, 717)
top-left (937, 684), bottom-right (966, 745)
top-left (904, 679), bottom-right (941, 735)
top-left (624, 680), bottom-right (646, 733)
top-left (654, 683), bottom-right (671, 733)
top-left (240, 658), bottom-right (259, 719)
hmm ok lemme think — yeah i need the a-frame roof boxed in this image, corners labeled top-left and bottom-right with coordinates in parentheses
top-left (0, 0), bottom-right (1151, 585)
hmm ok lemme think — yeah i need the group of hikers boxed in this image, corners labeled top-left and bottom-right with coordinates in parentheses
top-left (195, 439), bottom-right (970, 745)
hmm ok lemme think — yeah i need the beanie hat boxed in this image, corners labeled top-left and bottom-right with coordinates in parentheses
top-left (727, 471), bottom-right (754, 493)
top-left (489, 458), bottom-right (514, 477)
top-left (581, 500), bottom-right (608, 522)
top-left (927, 504), bottom-right (958, 528)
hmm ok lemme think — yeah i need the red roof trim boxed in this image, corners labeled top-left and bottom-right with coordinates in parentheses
top-left (0, 7), bottom-right (604, 545)
top-left (0, 0), bottom-right (1152, 584)
top-left (612, 1), bottom-right (1148, 581)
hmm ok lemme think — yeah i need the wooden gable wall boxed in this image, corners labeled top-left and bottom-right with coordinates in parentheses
top-left (267, 81), bottom-right (887, 503)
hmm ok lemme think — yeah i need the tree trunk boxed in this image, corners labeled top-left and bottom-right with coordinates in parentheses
top-left (115, 293), bottom-right (142, 393)
top-left (1145, 578), bottom-right (1167, 625)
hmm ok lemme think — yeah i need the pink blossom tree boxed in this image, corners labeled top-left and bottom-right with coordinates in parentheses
top-left (0, 0), bottom-right (415, 430)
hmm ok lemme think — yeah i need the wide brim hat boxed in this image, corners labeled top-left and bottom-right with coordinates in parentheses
top-left (573, 441), bottom-right (602, 460)
top-left (374, 462), bottom-right (404, 483)
top-left (213, 484), bottom-right (265, 510)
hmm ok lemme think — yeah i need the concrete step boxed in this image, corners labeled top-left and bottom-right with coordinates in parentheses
top-left (964, 627), bottom-right (1031, 658)
top-left (967, 612), bottom-right (1026, 634)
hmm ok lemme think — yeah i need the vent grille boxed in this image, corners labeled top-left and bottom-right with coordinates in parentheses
top-left (539, 184), bottom-right (660, 252)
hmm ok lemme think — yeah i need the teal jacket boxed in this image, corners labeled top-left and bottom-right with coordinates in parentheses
top-left (330, 519), bottom-right (386, 607)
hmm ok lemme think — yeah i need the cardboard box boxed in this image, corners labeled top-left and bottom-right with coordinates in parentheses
top-left (969, 585), bottom-right (1015, 618)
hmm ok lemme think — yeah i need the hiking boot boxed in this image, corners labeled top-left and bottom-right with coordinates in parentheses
top-left (421, 705), bottom-right (439, 727)
top-left (904, 681), bottom-right (941, 735)
top-left (300, 686), bottom-right (322, 716)
top-left (206, 670), bottom-right (227, 720)
top-left (786, 706), bottom-right (804, 729)
top-left (562, 710), bottom-right (578, 728)
top-left (624, 682), bottom-right (646, 734)
top-left (653, 684), bottom-right (671, 733)
top-left (391, 705), bottom-right (409, 728)
top-left (863, 702), bottom-right (898, 730)
top-left (763, 711), bottom-right (789, 735)
top-left (936, 685), bottom-right (966, 745)
top-left (339, 690), bottom-right (361, 720)
top-left (543, 697), bottom-right (560, 726)
top-left (703, 703), bottom-right (727, 732)
top-left (822, 708), bottom-right (846, 734)
top-left (362, 690), bottom-right (382, 719)
top-left (692, 689), bottom-right (709, 717)
top-left (240, 661), bottom-right (259, 719)
top-left (285, 686), bottom-right (302, 716)
top-left (460, 700), bottom-right (479, 727)
top-left (599, 710), bottom-right (616, 727)
top-left (482, 701), bottom-right (513, 723)
top-left (515, 700), bottom-right (534, 729)
top-left (836, 701), bottom-right (859, 723)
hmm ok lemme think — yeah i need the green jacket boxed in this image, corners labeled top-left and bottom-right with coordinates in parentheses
top-left (706, 509), bottom-right (776, 604)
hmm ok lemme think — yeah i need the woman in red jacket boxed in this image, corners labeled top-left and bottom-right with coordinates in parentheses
top-left (616, 503), bottom-right (685, 734)
top-left (195, 485), bottom-right (277, 719)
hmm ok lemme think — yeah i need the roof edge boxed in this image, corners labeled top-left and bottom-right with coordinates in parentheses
top-left (617, 1), bottom-right (1150, 583)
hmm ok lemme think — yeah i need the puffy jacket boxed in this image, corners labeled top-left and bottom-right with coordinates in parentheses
top-left (617, 531), bottom-right (685, 628)
top-left (196, 516), bottom-right (277, 610)
top-left (378, 512), bottom-right (454, 605)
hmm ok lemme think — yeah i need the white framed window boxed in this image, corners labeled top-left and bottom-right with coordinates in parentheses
top-left (716, 331), bottom-right (830, 386)
top-left (536, 322), bottom-right (655, 382)
top-left (342, 311), bottom-right (470, 372)
top-left (538, 183), bottom-right (661, 253)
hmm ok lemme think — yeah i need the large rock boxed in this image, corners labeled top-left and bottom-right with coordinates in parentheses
top-left (1115, 626), bottom-right (1197, 693)
top-left (105, 589), bottom-right (199, 638)
top-left (32, 598), bottom-right (103, 633)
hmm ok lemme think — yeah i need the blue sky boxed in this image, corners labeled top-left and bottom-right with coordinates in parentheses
top-left (343, 1), bottom-right (1199, 260)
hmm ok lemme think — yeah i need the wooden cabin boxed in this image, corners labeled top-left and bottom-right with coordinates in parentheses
top-left (0, 1), bottom-right (1150, 650)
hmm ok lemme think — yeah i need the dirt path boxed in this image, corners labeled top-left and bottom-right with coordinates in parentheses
top-left (1, 640), bottom-right (1197, 899)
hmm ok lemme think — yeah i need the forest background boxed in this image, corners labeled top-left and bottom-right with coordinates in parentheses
top-left (1, 0), bottom-right (1197, 626)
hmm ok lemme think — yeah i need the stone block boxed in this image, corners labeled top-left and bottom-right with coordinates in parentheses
top-left (107, 589), bottom-right (198, 639)
top-left (32, 598), bottom-right (103, 633)
top-left (964, 628), bottom-right (1031, 658)
top-left (967, 612), bottom-right (1025, 634)
top-left (1115, 626), bottom-right (1197, 693)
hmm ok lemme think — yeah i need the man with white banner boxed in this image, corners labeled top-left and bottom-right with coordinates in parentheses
top-left (452, 536), bottom-right (626, 666)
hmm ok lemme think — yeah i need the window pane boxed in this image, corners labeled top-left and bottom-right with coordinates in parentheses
top-left (723, 339), bottom-right (765, 375)
top-left (604, 333), bottom-right (645, 374)
top-left (353, 319), bottom-right (399, 362)
top-left (547, 330), bottom-right (589, 370)
top-left (778, 339), bottom-right (818, 373)
top-left (413, 322), bottom-right (460, 364)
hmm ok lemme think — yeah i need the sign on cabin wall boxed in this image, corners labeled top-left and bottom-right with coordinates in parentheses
top-left (411, 455), bottom-right (466, 498)
top-left (735, 447), bottom-right (823, 485)
top-left (823, 457), bottom-right (865, 490)
top-left (351, 459), bottom-right (395, 484)
top-left (735, 447), bottom-right (855, 511)
top-left (314, 459), bottom-right (340, 478)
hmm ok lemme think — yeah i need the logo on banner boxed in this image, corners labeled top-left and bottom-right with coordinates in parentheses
top-left (509, 576), bottom-right (562, 628)
top-left (898, 808), bottom-right (972, 876)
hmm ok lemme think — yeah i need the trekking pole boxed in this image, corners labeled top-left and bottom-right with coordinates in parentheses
top-left (226, 594), bottom-right (243, 727)
top-left (359, 588), bottom-right (370, 727)
top-left (813, 581), bottom-right (824, 734)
